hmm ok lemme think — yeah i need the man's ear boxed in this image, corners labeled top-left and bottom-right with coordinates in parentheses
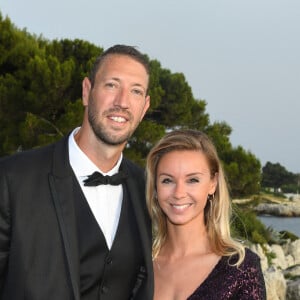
top-left (140, 95), bottom-right (150, 122)
top-left (82, 77), bottom-right (91, 107)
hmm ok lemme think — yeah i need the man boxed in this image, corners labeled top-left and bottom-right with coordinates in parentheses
top-left (0, 45), bottom-right (153, 300)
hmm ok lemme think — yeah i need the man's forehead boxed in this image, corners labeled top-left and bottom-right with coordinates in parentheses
top-left (96, 55), bottom-right (149, 85)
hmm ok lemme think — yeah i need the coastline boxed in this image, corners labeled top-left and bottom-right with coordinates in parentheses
top-left (251, 239), bottom-right (300, 300)
top-left (233, 195), bottom-right (300, 217)
top-left (255, 202), bottom-right (300, 217)
top-left (233, 195), bottom-right (300, 298)
top-left (258, 215), bottom-right (300, 238)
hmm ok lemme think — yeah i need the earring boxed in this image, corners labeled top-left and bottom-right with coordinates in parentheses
top-left (208, 193), bottom-right (214, 218)
top-left (207, 193), bottom-right (214, 201)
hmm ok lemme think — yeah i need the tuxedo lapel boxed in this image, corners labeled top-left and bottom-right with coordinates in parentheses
top-left (121, 159), bottom-right (154, 299)
top-left (49, 137), bottom-right (80, 300)
top-left (126, 176), bottom-right (152, 258)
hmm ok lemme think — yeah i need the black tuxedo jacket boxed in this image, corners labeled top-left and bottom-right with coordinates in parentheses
top-left (0, 136), bottom-right (154, 300)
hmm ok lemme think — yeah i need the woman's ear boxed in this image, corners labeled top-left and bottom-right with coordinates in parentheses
top-left (209, 172), bottom-right (218, 195)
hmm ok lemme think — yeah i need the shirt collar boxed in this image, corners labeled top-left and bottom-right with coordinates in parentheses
top-left (68, 127), bottom-right (123, 178)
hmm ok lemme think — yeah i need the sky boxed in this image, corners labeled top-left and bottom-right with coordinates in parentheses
top-left (1, 0), bottom-right (300, 173)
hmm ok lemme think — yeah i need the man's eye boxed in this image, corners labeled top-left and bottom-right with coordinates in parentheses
top-left (132, 89), bottom-right (144, 96)
top-left (106, 82), bottom-right (117, 88)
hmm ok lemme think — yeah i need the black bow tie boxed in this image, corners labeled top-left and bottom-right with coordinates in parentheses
top-left (83, 171), bottom-right (127, 186)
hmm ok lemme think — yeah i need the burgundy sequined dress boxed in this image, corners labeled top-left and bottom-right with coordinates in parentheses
top-left (188, 248), bottom-right (266, 300)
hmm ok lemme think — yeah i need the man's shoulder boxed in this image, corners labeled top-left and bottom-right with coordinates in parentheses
top-left (122, 157), bottom-right (144, 176)
top-left (0, 138), bottom-right (65, 170)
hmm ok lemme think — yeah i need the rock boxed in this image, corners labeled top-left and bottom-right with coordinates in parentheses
top-left (250, 240), bottom-right (300, 299)
top-left (286, 240), bottom-right (300, 265)
top-left (285, 254), bottom-right (295, 268)
top-left (271, 244), bottom-right (287, 269)
top-left (255, 203), bottom-right (300, 217)
top-left (283, 264), bottom-right (300, 277)
top-left (286, 279), bottom-right (300, 300)
top-left (263, 266), bottom-right (286, 300)
top-left (282, 240), bottom-right (291, 255)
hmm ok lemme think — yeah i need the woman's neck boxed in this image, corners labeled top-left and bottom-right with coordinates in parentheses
top-left (160, 223), bottom-right (212, 259)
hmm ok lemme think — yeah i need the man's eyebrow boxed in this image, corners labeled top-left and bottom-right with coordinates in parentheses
top-left (132, 83), bottom-right (146, 89)
top-left (101, 77), bottom-right (147, 92)
top-left (106, 77), bottom-right (145, 86)
top-left (106, 77), bottom-right (121, 82)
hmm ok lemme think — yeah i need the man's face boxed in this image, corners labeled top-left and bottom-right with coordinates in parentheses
top-left (82, 54), bottom-right (150, 146)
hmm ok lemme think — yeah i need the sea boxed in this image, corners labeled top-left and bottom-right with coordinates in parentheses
top-left (258, 216), bottom-right (300, 238)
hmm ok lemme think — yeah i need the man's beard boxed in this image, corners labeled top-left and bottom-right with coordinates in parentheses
top-left (87, 98), bottom-right (135, 146)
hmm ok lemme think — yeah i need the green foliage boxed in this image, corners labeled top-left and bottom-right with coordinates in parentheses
top-left (19, 112), bottom-right (63, 148)
top-left (0, 13), bottom-right (100, 154)
top-left (205, 124), bottom-right (261, 198)
top-left (56, 98), bottom-right (84, 134)
top-left (284, 267), bottom-right (300, 280)
top-left (45, 38), bottom-right (102, 100)
top-left (262, 161), bottom-right (297, 190)
top-left (154, 70), bottom-right (194, 126)
top-left (230, 201), bottom-right (298, 251)
top-left (205, 121), bottom-right (232, 158)
top-left (146, 65), bottom-right (209, 131)
top-left (147, 59), bottom-right (165, 110)
top-left (125, 120), bottom-right (165, 166)
top-left (223, 146), bottom-right (261, 197)
top-left (0, 12), bottom-right (263, 197)
top-left (265, 251), bottom-right (277, 266)
top-left (281, 183), bottom-right (299, 193)
top-left (279, 230), bottom-right (299, 241)
top-left (231, 206), bottom-right (269, 244)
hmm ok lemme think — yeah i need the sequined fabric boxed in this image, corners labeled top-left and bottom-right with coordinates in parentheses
top-left (188, 248), bottom-right (266, 300)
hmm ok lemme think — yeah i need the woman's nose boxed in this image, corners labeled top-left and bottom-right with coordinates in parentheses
top-left (173, 181), bottom-right (187, 199)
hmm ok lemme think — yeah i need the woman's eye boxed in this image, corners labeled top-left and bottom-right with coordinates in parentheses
top-left (161, 178), bottom-right (172, 184)
top-left (189, 178), bottom-right (199, 183)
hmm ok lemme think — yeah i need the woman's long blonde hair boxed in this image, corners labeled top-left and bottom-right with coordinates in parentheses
top-left (146, 129), bottom-right (245, 266)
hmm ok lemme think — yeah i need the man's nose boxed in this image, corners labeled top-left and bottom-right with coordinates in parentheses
top-left (113, 88), bottom-right (129, 108)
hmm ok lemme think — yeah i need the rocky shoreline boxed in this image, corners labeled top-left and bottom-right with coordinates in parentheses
top-left (255, 202), bottom-right (300, 217)
top-left (234, 197), bottom-right (300, 298)
top-left (251, 239), bottom-right (300, 300)
top-left (234, 195), bottom-right (300, 217)
top-left (235, 197), bottom-right (300, 298)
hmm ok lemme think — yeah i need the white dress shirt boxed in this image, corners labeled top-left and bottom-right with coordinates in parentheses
top-left (68, 128), bottom-right (123, 249)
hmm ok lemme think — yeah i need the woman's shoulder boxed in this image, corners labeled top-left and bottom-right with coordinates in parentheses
top-left (226, 247), bottom-right (260, 267)
top-left (188, 248), bottom-right (266, 299)
top-left (242, 247), bottom-right (261, 268)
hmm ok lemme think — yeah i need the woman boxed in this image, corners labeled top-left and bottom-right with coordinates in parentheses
top-left (146, 129), bottom-right (266, 300)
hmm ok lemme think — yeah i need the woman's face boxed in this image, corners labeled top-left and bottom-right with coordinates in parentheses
top-left (156, 150), bottom-right (217, 227)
